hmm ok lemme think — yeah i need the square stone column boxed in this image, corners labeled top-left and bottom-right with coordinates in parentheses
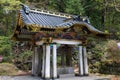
top-left (42, 44), bottom-right (51, 79)
top-left (52, 44), bottom-right (57, 78)
top-left (78, 45), bottom-right (84, 76)
top-left (32, 47), bottom-right (35, 76)
top-left (32, 47), bottom-right (43, 76)
top-left (32, 47), bottom-right (39, 76)
top-left (45, 45), bottom-right (51, 78)
top-left (42, 45), bottom-right (45, 78)
top-left (83, 46), bottom-right (88, 75)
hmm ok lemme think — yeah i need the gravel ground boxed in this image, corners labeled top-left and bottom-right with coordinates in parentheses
top-left (0, 74), bottom-right (111, 80)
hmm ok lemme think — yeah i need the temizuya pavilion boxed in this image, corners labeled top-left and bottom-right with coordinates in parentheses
top-left (12, 5), bottom-right (109, 79)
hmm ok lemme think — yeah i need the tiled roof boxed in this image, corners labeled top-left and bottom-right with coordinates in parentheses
top-left (20, 4), bottom-right (90, 28)
top-left (20, 9), bottom-right (68, 28)
top-left (20, 7), bottom-right (105, 34)
top-left (20, 4), bottom-right (106, 33)
top-left (11, 5), bottom-right (110, 41)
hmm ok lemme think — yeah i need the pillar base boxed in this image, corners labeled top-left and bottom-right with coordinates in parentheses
top-left (75, 74), bottom-right (84, 76)
top-left (31, 74), bottom-right (35, 76)
top-left (75, 74), bottom-right (89, 77)
top-left (41, 77), bottom-right (51, 80)
top-left (50, 75), bottom-right (60, 79)
top-left (42, 75), bottom-right (59, 80)
top-left (51, 77), bottom-right (59, 79)
top-left (57, 75), bottom-right (60, 78)
top-left (38, 73), bottom-right (42, 77)
top-left (42, 77), bottom-right (59, 80)
top-left (84, 74), bottom-right (89, 76)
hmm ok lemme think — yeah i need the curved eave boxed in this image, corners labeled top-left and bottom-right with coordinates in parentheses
top-left (23, 21), bottom-right (110, 37)
top-left (71, 22), bottom-right (110, 37)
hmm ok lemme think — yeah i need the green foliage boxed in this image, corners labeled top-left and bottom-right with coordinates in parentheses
top-left (18, 50), bottom-right (32, 61)
top-left (65, 0), bottom-right (84, 15)
top-left (89, 62), bottom-right (101, 73)
top-left (88, 39), bottom-right (120, 73)
top-left (0, 36), bottom-right (12, 62)
top-left (83, 0), bottom-right (104, 29)
top-left (0, 0), bottom-right (22, 36)
top-left (0, 0), bottom-right (21, 11)
top-left (49, 0), bottom-right (66, 12)
top-left (0, 12), bottom-right (16, 36)
top-left (88, 39), bottom-right (105, 73)
top-left (100, 60), bottom-right (120, 75)
top-left (13, 50), bottom-right (32, 71)
top-left (49, 0), bottom-right (84, 14)
top-left (105, 40), bottom-right (120, 61)
top-left (0, 36), bottom-right (11, 55)
top-left (0, 0), bottom-right (120, 37)
top-left (0, 0), bottom-right (120, 74)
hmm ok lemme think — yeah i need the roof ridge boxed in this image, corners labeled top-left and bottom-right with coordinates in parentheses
top-left (21, 4), bottom-right (74, 18)
top-left (30, 8), bottom-right (73, 18)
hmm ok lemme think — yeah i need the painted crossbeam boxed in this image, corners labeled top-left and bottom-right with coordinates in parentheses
top-left (36, 39), bottom-right (82, 45)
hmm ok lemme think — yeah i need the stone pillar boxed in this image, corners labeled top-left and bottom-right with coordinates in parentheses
top-left (42, 45), bottom-right (45, 78)
top-left (37, 46), bottom-right (43, 76)
top-left (83, 46), bottom-right (88, 76)
top-left (32, 47), bottom-right (35, 76)
top-left (32, 46), bottom-right (43, 76)
top-left (45, 45), bottom-right (51, 79)
top-left (52, 44), bottom-right (57, 78)
top-left (42, 44), bottom-right (51, 79)
top-left (32, 47), bottom-right (39, 76)
top-left (78, 45), bottom-right (84, 76)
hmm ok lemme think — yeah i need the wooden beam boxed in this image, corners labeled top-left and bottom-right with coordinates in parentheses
top-left (53, 39), bottom-right (81, 45)
top-left (36, 39), bottom-right (82, 45)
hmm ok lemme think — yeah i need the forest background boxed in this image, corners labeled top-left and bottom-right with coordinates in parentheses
top-left (0, 0), bottom-right (120, 75)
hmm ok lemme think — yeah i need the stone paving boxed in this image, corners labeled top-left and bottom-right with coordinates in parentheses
top-left (0, 74), bottom-right (111, 80)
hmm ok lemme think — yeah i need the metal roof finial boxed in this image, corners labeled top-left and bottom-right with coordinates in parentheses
top-left (20, 4), bottom-right (30, 14)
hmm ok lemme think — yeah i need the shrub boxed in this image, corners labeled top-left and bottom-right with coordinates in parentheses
top-left (99, 60), bottom-right (120, 75)
top-left (105, 40), bottom-right (120, 61)
top-left (13, 50), bottom-right (32, 71)
top-left (0, 36), bottom-right (12, 62)
top-left (87, 39), bottom-right (106, 73)
top-left (88, 39), bottom-right (120, 74)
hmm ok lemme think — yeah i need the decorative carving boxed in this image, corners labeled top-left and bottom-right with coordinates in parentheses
top-left (42, 37), bottom-right (53, 43)
top-left (55, 28), bottom-right (63, 33)
top-left (73, 25), bottom-right (82, 32)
